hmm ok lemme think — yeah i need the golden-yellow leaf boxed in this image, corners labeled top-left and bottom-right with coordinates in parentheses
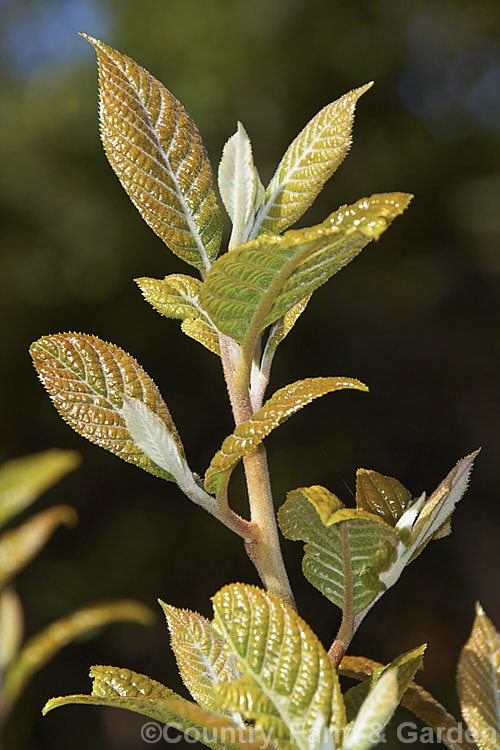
top-left (205, 376), bottom-right (367, 495)
top-left (84, 35), bottom-right (222, 272)
top-left (30, 333), bottom-right (183, 480)
top-left (458, 604), bottom-right (500, 750)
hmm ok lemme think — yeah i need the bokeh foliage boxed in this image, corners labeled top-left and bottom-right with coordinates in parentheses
top-left (0, 0), bottom-right (499, 748)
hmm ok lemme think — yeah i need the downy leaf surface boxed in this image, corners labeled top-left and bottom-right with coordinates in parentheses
top-left (251, 84), bottom-right (373, 237)
top-left (136, 275), bottom-right (220, 356)
top-left (30, 333), bottom-right (184, 480)
top-left (278, 486), bottom-right (398, 614)
top-left (0, 506), bottom-right (77, 589)
top-left (161, 602), bottom-right (240, 714)
top-left (219, 122), bottom-right (263, 248)
top-left (343, 670), bottom-right (399, 750)
top-left (264, 295), bottom-right (311, 358)
top-left (201, 193), bottom-right (412, 346)
top-left (2, 602), bottom-right (152, 704)
top-left (0, 449), bottom-right (80, 529)
top-left (205, 377), bottom-right (367, 495)
top-left (457, 604), bottom-right (500, 750)
top-left (212, 583), bottom-right (345, 750)
top-left (44, 665), bottom-right (268, 750)
top-left (84, 35), bottom-right (222, 272)
top-left (355, 469), bottom-right (412, 527)
top-left (340, 655), bottom-right (476, 750)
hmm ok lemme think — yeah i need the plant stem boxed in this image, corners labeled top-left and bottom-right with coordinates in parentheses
top-left (219, 334), bottom-right (295, 609)
top-left (328, 523), bottom-right (355, 666)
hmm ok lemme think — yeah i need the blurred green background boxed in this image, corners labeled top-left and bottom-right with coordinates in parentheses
top-left (0, 0), bottom-right (499, 747)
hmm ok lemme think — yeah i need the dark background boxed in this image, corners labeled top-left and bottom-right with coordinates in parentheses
top-left (0, 0), bottom-right (499, 748)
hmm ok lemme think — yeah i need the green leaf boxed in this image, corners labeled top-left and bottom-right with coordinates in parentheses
top-left (251, 83), bottom-right (373, 237)
top-left (0, 588), bottom-right (23, 673)
top-left (2, 602), bottom-right (152, 704)
top-left (219, 122), bottom-right (263, 248)
top-left (136, 275), bottom-right (221, 356)
top-left (342, 645), bottom-right (426, 722)
top-left (355, 469), bottom-right (412, 527)
top-left (160, 601), bottom-right (240, 714)
top-left (83, 35), bottom-right (222, 273)
top-left (278, 486), bottom-right (398, 614)
top-left (343, 669), bottom-right (399, 750)
top-left (340, 655), bottom-right (476, 750)
top-left (457, 603), bottom-right (500, 750)
top-left (0, 505), bottom-right (77, 589)
top-left (212, 583), bottom-right (345, 750)
top-left (0, 449), bottom-right (80, 529)
top-left (205, 377), bottom-right (367, 496)
top-left (201, 193), bottom-right (412, 347)
top-left (30, 333), bottom-right (184, 481)
top-left (44, 665), bottom-right (268, 750)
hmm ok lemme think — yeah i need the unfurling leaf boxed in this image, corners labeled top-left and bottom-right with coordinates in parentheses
top-left (2, 602), bottom-right (152, 704)
top-left (457, 604), bottom-right (500, 750)
top-left (264, 295), bottom-right (311, 357)
top-left (0, 449), bottom-right (80, 529)
top-left (201, 193), bottom-right (412, 347)
top-left (278, 486), bottom-right (398, 614)
top-left (136, 275), bottom-right (220, 356)
top-left (212, 583), bottom-right (345, 750)
top-left (355, 469), bottom-right (412, 527)
top-left (218, 122), bottom-right (263, 248)
top-left (0, 588), bottom-right (23, 673)
top-left (205, 377), bottom-right (367, 495)
top-left (342, 645), bottom-right (426, 722)
top-left (160, 601), bottom-right (240, 714)
top-left (251, 83), bottom-right (373, 237)
top-left (83, 35), bottom-right (222, 272)
top-left (343, 669), bottom-right (399, 750)
top-left (30, 333), bottom-right (184, 480)
top-left (0, 506), bottom-right (77, 589)
top-left (340, 655), bottom-right (476, 750)
top-left (44, 666), bottom-right (268, 750)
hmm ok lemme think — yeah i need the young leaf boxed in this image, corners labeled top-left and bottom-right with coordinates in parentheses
top-left (212, 583), bottom-right (345, 750)
top-left (340, 655), bottom-right (476, 750)
top-left (0, 588), bottom-right (23, 673)
top-left (181, 318), bottom-right (221, 356)
top-left (205, 377), bottom-right (367, 495)
top-left (83, 35), bottom-right (222, 273)
top-left (219, 122), bottom-right (262, 248)
top-left (160, 601), bottom-right (240, 714)
top-left (379, 452), bottom-right (479, 593)
top-left (342, 645), bottom-right (426, 722)
top-left (278, 486), bottom-right (399, 614)
top-left (251, 83), bottom-right (373, 237)
top-left (44, 665), bottom-right (268, 750)
top-left (2, 602), bottom-right (152, 704)
top-left (355, 469), bottom-right (412, 527)
top-left (0, 449), bottom-right (80, 529)
top-left (264, 295), bottom-right (311, 357)
top-left (457, 604), bottom-right (500, 750)
top-left (201, 193), bottom-right (412, 347)
top-left (0, 506), bottom-right (77, 589)
top-left (30, 333), bottom-right (184, 481)
top-left (343, 669), bottom-right (399, 750)
top-left (136, 275), bottom-right (221, 356)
